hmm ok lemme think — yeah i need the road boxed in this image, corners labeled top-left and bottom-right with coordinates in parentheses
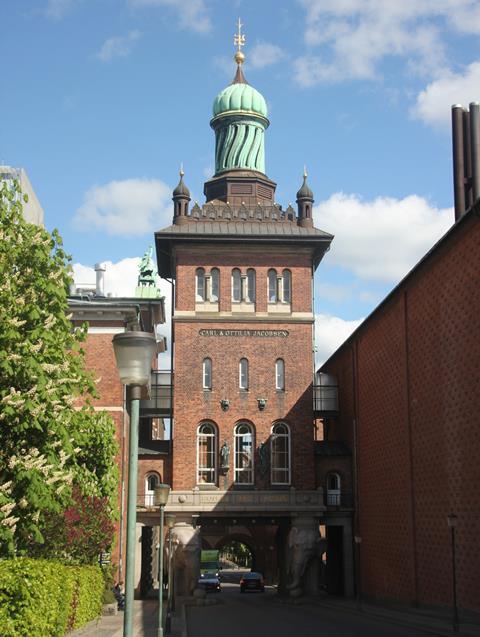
top-left (187, 581), bottom-right (431, 637)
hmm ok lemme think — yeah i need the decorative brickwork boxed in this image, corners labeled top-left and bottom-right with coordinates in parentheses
top-left (323, 207), bottom-right (480, 613)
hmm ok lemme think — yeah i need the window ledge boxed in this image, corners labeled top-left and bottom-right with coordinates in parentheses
top-left (196, 484), bottom-right (219, 490)
top-left (267, 303), bottom-right (291, 314)
top-left (195, 301), bottom-right (219, 312)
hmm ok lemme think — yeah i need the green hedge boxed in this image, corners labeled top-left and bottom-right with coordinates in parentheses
top-left (0, 559), bottom-right (104, 636)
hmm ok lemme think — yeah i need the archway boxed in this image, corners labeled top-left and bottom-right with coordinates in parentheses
top-left (218, 539), bottom-right (254, 570)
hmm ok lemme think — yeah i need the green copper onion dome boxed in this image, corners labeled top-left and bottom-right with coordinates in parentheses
top-left (213, 81), bottom-right (268, 119)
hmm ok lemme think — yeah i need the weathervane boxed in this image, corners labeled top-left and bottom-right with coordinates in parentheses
top-left (234, 17), bottom-right (246, 65)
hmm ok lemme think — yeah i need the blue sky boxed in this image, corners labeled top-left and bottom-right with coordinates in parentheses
top-left (2, 0), bottom-right (479, 362)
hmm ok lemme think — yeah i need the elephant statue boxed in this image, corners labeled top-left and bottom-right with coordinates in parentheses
top-left (286, 518), bottom-right (326, 597)
top-left (169, 523), bottom-right (201, 596)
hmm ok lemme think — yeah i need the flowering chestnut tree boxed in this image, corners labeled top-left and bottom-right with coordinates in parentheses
top-left (0, 180), bottom-right (118, 557)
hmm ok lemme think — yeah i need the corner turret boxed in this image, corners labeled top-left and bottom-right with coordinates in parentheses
top-left (173, 167), bottom-right (191, 225)
top-left (296, 169), bottom-right (314, 228)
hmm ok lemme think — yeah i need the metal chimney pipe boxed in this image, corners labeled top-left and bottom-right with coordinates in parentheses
top-left (94, 262), bottom-right (107, 297)
top-left (452, 105), bottom-right (466, 220)
top-left (463, 108), bottom-right (473, 210)
top-left (469, 102), bottom-right (480, 203)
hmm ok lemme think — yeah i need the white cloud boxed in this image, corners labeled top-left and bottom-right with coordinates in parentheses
top-left (73, 178), bottom-right (172, 236)
top-left (96, 30), bottom-right (142, 62)
top-left (249, 42), bottom-right (286, 70)
top-left (128, 0), bottom-right (211, 33)
top-left (315, 313), bottom-right (363, 367)
top-left (294, 0), bottom-right (480, 86)
top-left (44, 0), bottom-right (80, 20)
top-left (412, 61), bottom-right (480, 128)
top-left (315, 192), bottom-right (452, 282)
top-left (72, 258), bottom-right (172, 368)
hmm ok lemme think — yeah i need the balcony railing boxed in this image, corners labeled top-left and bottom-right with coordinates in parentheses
top-left (140, 371), bottom-right (172, 416)
top-left (313, 383), bottom-right (339, 414)
top-left (324, 491), bottom-right (354, 509)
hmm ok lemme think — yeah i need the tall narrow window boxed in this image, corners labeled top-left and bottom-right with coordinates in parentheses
top-left (275, 359), bottom-right (285, 391)
top-left (326, 473), bottom-right (341, 506)
top-left (271, 422), bottom-right (291, 485)
top-left (246, 269), bottom-right (256, 303)
top-left (203, 358), bottom-right (212, 390)
top-left (232, 268), bottom-right (241, 302)
top-left (282, 270), bottom-right (291, 303)
top-left (234, 423), bottom-right (254, 484)
top-left (145, 473), bottom-right (160, 506)
top-left (239, 358), bottom-right (249, 390)
top-left (196, 268), bottom-right (206, 302)
top-left (268, 269), bottom-right (277, 303)
top-left (211, 268), bottom-right (220, 302)
top-left (197, 423), bottom-right (216, 484)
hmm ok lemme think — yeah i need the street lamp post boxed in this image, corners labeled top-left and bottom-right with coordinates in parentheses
top-left (154, 484), bottom-right (171, 637)
top-left (112, 331), bottom-right (157, 637)
top-left (447, 513), bottom-right (459, 633)
top-left (165, 513), bottom-right (176, 633)
top-left (354, 535), bottom-right (362, 611)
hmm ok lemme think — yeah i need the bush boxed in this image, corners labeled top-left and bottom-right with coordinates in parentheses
top-left (0, 558), bottom-right (104, 636)
top-left (70, 565), bottom-right (104, 629)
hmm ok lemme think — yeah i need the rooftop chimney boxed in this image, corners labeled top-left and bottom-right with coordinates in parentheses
top-left (452, 102), bottom-right (480, 220)
top-left (94, 262), bottom-right (107, 297)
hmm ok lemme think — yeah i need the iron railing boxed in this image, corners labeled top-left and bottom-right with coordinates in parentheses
top-left (140, 370), bottom-right (172, 416)
top-left (313, 383), bottom-right (339, 413)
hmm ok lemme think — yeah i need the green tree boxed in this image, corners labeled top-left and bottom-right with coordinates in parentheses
top-left (0, 180), bottom-right (118, 557)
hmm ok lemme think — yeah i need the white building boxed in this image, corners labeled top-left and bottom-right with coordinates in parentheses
top-left (0, 165), bottom-right (44, 226)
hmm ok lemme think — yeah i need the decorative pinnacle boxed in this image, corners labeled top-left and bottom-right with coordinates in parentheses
top-left (234, 17), bottom-right (246, 66)
top-left (303, 165), bottom-right (308, 178)
top-left (180, 162), bottom-right (184, 177)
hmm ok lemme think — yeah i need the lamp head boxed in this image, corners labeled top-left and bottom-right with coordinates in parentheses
top-left (447, 513), bottom-right (458, 528)
top-left (112, 331), bottom-right (157, 385)
top-left (154, 483), bottom-right (171, 507)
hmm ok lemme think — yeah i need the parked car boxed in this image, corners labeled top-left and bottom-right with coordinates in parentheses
top-left (197, 573), bottom-right (221, 592)
top-left (239, 572), bottom-right (265, 593)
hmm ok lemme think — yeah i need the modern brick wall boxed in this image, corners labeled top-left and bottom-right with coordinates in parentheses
top-left (323, 209), bottom-right (480, 613)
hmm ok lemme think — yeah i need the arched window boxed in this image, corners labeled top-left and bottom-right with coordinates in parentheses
top-left (197, 423), bottom-right (217, 484)
top-left (326, 472), bottom-right (341, 506)
top-left (275, 359), bottom-right (285, 391)
top-left (203, 358), bottom-right (212, 390)
top-left (270, 422), bottom-right (290, 485)
top-left (196, 268), bottom-right (206, 302)
top-left (239, 358), bottom-right (249, 390)
top-left (232, 268), bottom-right (241, 302)
top-left (145, 472), bottom-right (160, 506)
top-left (268, 269), bottom-right (277, 303)
top-left (246, 269), bottom-right (256, 303)
top-left (234, 422), bottom-right (254, 484)
top-left (211, 268), bottom-right (220, 302)
top-left (282, 270), bottom-right (291, 303)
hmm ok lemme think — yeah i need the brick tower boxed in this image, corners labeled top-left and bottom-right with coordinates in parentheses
top-left (153, 29), bottom-right (352, 595)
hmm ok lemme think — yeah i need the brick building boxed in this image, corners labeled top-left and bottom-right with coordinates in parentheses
top-left (68, 263), bottom-right (167, 589)
top-left (320, 200), bottom-right (480, 614)
top-left (146, 47), bottom-right (356, 595)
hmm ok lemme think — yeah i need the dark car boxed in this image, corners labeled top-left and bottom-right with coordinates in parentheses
top-left (240, 572), bottom-right (265, 593)
top-left (197, 574), bottom-right (221, 592)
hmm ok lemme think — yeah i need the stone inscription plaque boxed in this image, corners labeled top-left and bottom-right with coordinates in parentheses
top-left (199, 329), bottom-right (289, 338)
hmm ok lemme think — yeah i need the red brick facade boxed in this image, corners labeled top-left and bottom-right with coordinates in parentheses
top-left (322, 206), bottom-right (480, 613)
top-left (172, 244), bottom-right (316, 491)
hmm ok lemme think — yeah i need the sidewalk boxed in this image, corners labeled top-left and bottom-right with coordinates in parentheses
top-left (309, 596), bottom-right (480, 637)
top-left (68, 600), bottom-right (184, 637)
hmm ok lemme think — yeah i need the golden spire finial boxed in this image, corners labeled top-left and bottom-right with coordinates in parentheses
top-left (234, 17), bottom-right (246, 66)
